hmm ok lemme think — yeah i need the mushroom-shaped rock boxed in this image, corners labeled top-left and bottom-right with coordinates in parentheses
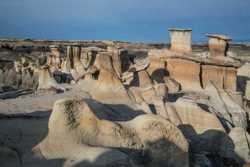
top-left (38, 98), bottom-right (189, 167)
top-left (169, 28), bottom-right (192, 53)
top-left (206, 34), bottom-right (231, 57)
top-left (37, 66), bottom-right (61, 91)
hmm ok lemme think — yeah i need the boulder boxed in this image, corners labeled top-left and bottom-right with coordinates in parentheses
top-left (38, 98), bottom-right (189, 167)
top-left (0, 69), bottom-right (4, 91)
top-left (171, 98), bottom-right (225, 134)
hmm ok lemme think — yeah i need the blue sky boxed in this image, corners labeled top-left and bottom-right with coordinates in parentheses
top-left (0, 0), bottom-right (250, 43)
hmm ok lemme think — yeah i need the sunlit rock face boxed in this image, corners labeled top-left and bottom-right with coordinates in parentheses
top-left (37, 98), bottom-right (189, 167)
top-left (169, 28), bottom-right (192, 54)
top-left (0, 35), bottom-right (250, 167)
top-left (207, 34), bottom-right (231, 57)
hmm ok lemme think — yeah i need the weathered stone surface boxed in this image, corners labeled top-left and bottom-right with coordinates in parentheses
top-left (245, 80), bottom-right (250, 100)
top-left (206, 34), bottom-right (231, 57)
top-left (164, 77), bottom-right (181, 93)
top-left (147, 50), bottom-right (167, 83)
top-left (229, 127), bottom-right (250, 164)
top-left (202, 65), bottom-right (224, 89)
top-left (237, 63), bottom-right (250, 94)
top-left (108, 47), bottom-right (129, 79)
top-left (0, 68), bottom-right (4, 90)
top-left (169, 28), bottom-right (192, 53)
top-left (0, 39), bottom-right (248, 167)
top-left (202, 65), bottom-right (237, 91)
top-left (5, 68), bottom-right (18, 88)
top-left (205, 82), bottom-right (247, 129)
top-left (38, 98), bottom-right (189, 167)
top-left (21, 71), bottom-right (34, 89)
top-left (166, 58), bottom-right (202, 91)
top-left (37, 66), bottom-right (60, 91)
top-left (224, 67), bottom-right (237, 91)
top-left (170, 98), bottom-right (225, 134)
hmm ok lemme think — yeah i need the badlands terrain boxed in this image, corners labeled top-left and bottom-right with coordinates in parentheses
top-left (1, 32), bottom-right (250, 167)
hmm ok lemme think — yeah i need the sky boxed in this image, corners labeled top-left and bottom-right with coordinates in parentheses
top-left (0, 0), bottom-right (250, 43)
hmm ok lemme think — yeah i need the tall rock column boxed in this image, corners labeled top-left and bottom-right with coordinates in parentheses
top-left (169, 28), bottom-right (192, 53)
top-left (206, 34), bottom-right (231, 57)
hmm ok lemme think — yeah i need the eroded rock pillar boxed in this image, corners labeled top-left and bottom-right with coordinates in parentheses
top-left (206, 34), bottom-right (231, 57)
top-left (169, 28), bottom-right (192, 53)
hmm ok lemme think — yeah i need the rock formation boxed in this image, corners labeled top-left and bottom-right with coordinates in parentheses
top-left (37, 98), bottom-right (189, 167)
top-left (0, 29), bottom-right (249, 166)
top-left (169, 28), bottom-right (192, 53)
top-left (229, 127), bottom-right (250, 165)
top-left (206, 34), bottom-right (231, 57)
top-left (37, 66), bottom-right (61, 91)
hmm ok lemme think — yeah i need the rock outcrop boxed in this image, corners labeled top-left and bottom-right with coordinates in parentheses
top-left (37, 98), bottom-right (189, 167)
top-left (37, 66), bottom-right (61, 91)
top-left (229, 127), bottom-right (250, 165)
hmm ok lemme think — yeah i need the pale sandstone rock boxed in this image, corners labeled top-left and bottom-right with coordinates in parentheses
top-left (170, 98), bottom-right (225, 134)
top-left (37, 66), bottom-right (60, 91)
top-left (164, 77), bottom-right (181, 93)
top-left (202, 65), bottom-right (237, 91)
top-left (21, 70), bottom-right (34, 89)
top-left (169, 28), bottom-right (192, 53)
top-left (130, 53), bottom-right (150, 72)
top-left (71, 46), bottom-right (86, 81)
top-left (94, 52), bottom-right (115, 72)
top-left (128, 70), bottom-right (168, 117)
top-left (38, 98), bottom-right (189, 167)
top-left (206, 34), bottom-right (231, 57)
top-left (205, 82), bottom-right (247, 129)
top-left (80, 50), bottom-right (93, 69)
top-left (154, 83), bottom-right (168, 98)
top-left (229, 127), bottom-right (250, 164)
top-left (147, 50), bottom-right (167, 83)
top-left (14, 61), bottom-right (22, 73)
top-left (96, 68), bottom-right (124, 92)
top-left (237, 63), bottom-right (250, 93)
top-left (245, 80), bottom-right (250, 100)
top-left (4, 68), bottom-right (18, 89)
top-left (61, 59), bottom-right (71, 74)
top-left (49, 46), bottom-right (61, 69)
top-left (108, 47), bottom-right (127, 79)
top-left (93, 53), bottom-right (126, 94)
top-left (166, 58), bottom-right (202, 91)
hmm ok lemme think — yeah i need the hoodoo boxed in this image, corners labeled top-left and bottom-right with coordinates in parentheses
top-left (169, 28), bottom-right (192, 53)
top-left (0, 28), bottom-right (249, 167)
top-left (206, 34), bottom-right (232, 57)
